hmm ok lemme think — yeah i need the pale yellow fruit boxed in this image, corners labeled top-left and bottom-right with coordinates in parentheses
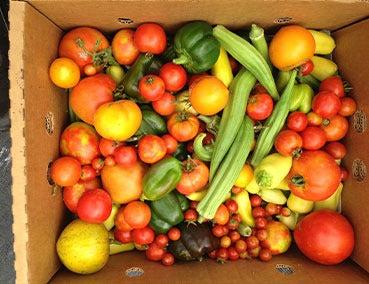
top-left (56, 219), bottom-right (109, 274)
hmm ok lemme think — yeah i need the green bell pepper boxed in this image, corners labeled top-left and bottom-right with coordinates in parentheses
top-left (135, 109), bottom-right (167, 136)
top-left (174, 191), bottom-right (190, 211)
top-left (143, 157), bottom-right (182, 201)
top-left (173, 21), bottom-right (220, 73)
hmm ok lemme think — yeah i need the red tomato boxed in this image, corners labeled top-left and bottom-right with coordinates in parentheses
top-left (184, 209), bottom-right (198, 222)
top-left (214, 204), bottom-right (230, 225)
top-left (235, 239), bottom-right (247, 253)
top-left (252, 84), bottom-right (268, 95)
top-left (152, 92), bottom-right (176, 116)
top-left (114, 228), bottom-right (132, 244)
top-left (115, 207), bottom-right (133, 231)
top-left (294, 210), bottom-right (354, 265)
top-left (228, 247), bottom-right (240, 261)
top-left (246, 93), bottom-right (274, 121)
top-left (246, 236), bottom-right (259, 249)
top-left (321, 115), bottom-right (348, 142)
top-left (288, 150), bottom-right (341, 201)
top-left (161, 253), bottom-right (175, 266)
top-left (70, 74), bottom-right (116, 125)
top-left (177, 159), bottom-right (209, 195)
top-left (139, 75), bottom-right (165, 101)
top-left (112, 29), bottom-right (140, 65)
top-left (138, 135), bottom-right (167, 163)
top-left (212, 225), bottom-right (228, 238)
top-left (307, 112), bottom-right (323, 126)
top-left (324, 141), bottom-right (347, 159)
top-left (216, 247), bottom-right (229, 261)
top-left (92, 158), bottom-right (104, 171)
top-left (161, 134), bottom-right (178, 154)
top-left (300, 126), bottom-right (327, 150)
top-left (58, 27), bottom-right (109, 73)
top-left (104, 156), bottom-right (116, 167)
top-left (132, 227), bottom-right (155, 245)
top-left (114, 145), bottom-right (137, 167)
top-left (167, 113), bottom-right (200, 142)
top-left (168, 227), bottom-right (181, 241)
top-left (123, 201), bottom-right (151, 229)
top-left (154, 234), bottom-right (169, 248)
top-left (250, 195), bottom-right (262, 207)
top-left (339, 97), bottom-right (357, 117)
top-left (287, 112), bottom-right (308, 132)
top-left (265, 203), bottom-right (279, 216)
top-left (274, 130), bottom-right (303, 156)
top-left (80, 165), bottom-right (96, 181)
top-left (159, 63), bottom-right (187, 92)
top-left (225, 199), bottom-right (238, 214)
top-left (319, 76), bottom-right (345, 98)
top-left (83, 64), bottom-right (102, 76)
top-left (298, 59), bottom-right (314, 76)
top-left (340, 167), bottom-right (349, 181)
top-left (252, 207), bottom-right (266, 218)
top-left (146, 243), bottom-right (165, 261)
top-left (255, 218), bottom-right (268, 229)
top-left (312, 91), bottom-right (341, 119)
top-left (51, 156), bottom-right (81, 187)
top-left (256, 229), bottom-right (268, 242)
top-left (63, 182), bottom-right (86, 213)
top-left (77, 189), bottom-right (112, 223)
top-left (134, 23), bottom-right (167, 54)
top-left (99, 138), bottom-right (121, 157)
top-left (259, 248), bottom-right (272, 262)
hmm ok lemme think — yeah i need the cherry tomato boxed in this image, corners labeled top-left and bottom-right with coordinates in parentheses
top-left (167, 113), bottom-right (200, 142)
top-left (255, 218), bottom-right (268, 229)
top-left (216, 248), bottom-right (229, 262)
top-left (212, 225), bottom-right (227, 238)
top-left (114, 145), bottom-right (137, 167)
top-left (250, 195), bottom-right (262, 208)
top-left (139, 75), bottom-right (165, 101)
top-left (229, 231), bottom-right (241, 243)
top-left (115, 207), bottom-right (133, 231)
top-left (307, 112), bottom-right (323, 126)
top-left (155, 234), bottom-right (169, 248)
top-left (146, 243), bottom-right (165, 261)
top-left (138, 135), bottom-right (167, 164)
top-left (161, 253), bottom-right (175, 266)
top-left (114, 228), bottom-right (132, 243)
top-left (49, 57), bottom-right (80, 88)
top-left (235, 239), bottom-right (247, 253)
top-left (259, 248), bottom-right (272, 262)
top-left (159, 63), bottom-right (187, 92)
top-left (232, 186), bottom-right (243, 195)
top-left (220, 236), bottom-right (232, 248)
top-left (80, 165), bottom-right (96, 181)
top-left (132, 226), bottom-right (155, 245)
top-left (123, 201), bottom-right (151, 229)
top-left (246, 236), bottom-right (259, 249)
top-left (184, 209), bottom-right (198, 222)
top-left (104, 155), bottom-right (116, 167)
top-left (177, 158), bottom-right (209, 195)
top-left (246, 93), bottom-right (274, 121)
top-left (83, 64), bottom-right (102, 76)
top-left (339, 97), bottom-right (357, 117)
top-left (287, 112), bottom-right (308, 132)
top-left (301, 126), bottom-right (327, 150)
top-left (321, 115), bottom-right (349, 142)
top-left (341, 167), bottom-right (349, 181)
top-left (99, 138), bottom-right (121, 157)
top-left (319, 76), bottom-right (345, 98)
top-left (152, 92), bottom-right (176, 116)
top-left (227, 218), bottom-right (240, 231)
top-left (225, 200), bottom-right (238, 214)
top-left (265, 203), bottom-right (279, 216)
top-left (299, 59), bottom-right (314, 76)
top-left (249, 247), bottom-right (261, 258)
top-left (168, 227), bottom-right (181, 241)
top-left (228, 247), bottom-right (240, 261)
top-left (324, 141), bottom-right (347, 159)
top-left (281, 207), bottom-right (291, 217)
top-left (239, 251), bottom-right (251, 260)
top-left (134, 23), bottom-right (166, 54)
top-left (208, 250), bottom-right (217, 260)
top-left (161, 134), bottom-right (178, 154)
top-left (77, 189), bottom-right (112, 223)
top-left (51, 156), bottom-right (81, 187)
top-left (232, 214), bottom-right (242, 224)
top-left (92, 158), bottom-right (104, 171)
top-left (275, 130), bottom-right (303, 156)
top-left (256, 229), bottom-right (268, 242)
top-left (312, 91), bottom-right (341, 118)
top-left (214, 204), bottom-right (230, 225)
top-left (252, 207), bottom-right (266, 218)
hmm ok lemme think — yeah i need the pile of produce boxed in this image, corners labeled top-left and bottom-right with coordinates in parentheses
top-left (49, 22), bottom-right (356, 274)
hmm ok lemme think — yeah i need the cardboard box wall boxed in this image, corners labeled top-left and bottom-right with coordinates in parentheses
top-left (8, 0), bottom-right (369, 283)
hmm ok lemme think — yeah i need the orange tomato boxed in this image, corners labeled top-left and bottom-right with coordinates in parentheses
top-left (112, 29), bottom-right (140, 65)
top-left (269, 25), bottom-right (315, 71)
top-left (51, 156), bottom-right (81, 187)
top-left (167, 112), bottom-right (200, 142)
top-left (138, 135), bottom-right (167, 164)
top-left (214, 204), bottom-right (230, 225)
top-left (115, 207), bottom-right (133, 231)
top-left (189, 76), bottom-right (229, 115)
top-left (49, 57), bottom-right (80, 88)
top-left (123, 201), bottom-right (151, 229)
top-left (176, 159), bottom-right (209, 195)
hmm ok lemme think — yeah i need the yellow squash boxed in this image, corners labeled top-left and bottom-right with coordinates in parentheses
top-left (309, 30), bottom-right (336, 55)
top-left (232, 190), bottom-right (255, 227)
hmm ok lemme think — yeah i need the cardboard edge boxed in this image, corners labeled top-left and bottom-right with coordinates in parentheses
top-left (8, 2), bottom-right (28, 284)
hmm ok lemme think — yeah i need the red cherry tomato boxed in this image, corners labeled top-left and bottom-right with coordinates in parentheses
top-left (154, 234), bottom-right (169, 248)
top-left (246, 236), bottom-right (259, 249)
top-left (300, 126), bottom-right (327, 150)
top-left (161, 253), bottom-right (175, 266)
top-left (212, 225), bottom-right (227, 238)
top-left (312, 91), bottom-right (341, 118)
top-left (228, 247), bottom-right (240, 261)
top-left (340, 167), bottom-right (349, 181)
top-left (184, 209), bottom-right (198, 222)
top-left (99, 138), bottom-right (121, 157)
top-left (299, 59), bottom-right (314, 76)
top-left (252, 207), bottom-right (266, 218)
top-left (138, 135), bottom-right (167, 164)
top-left (256, 229), bottom-right (268, 242)
top-left (246, 93), bottom-right (274, 121)
top-left (162, 134), bottom-right (178, 154)
top-left (225, 199), bottom-right (238, 214)
top-left (274, 130), bottom-right (303, 156)
top-left (159, 63), bottom-right (187, 92)
top-left (287, 112), bottom-right (308, 132)
top-left (168, 227), bottom-right (181, 241)
top-left (132, 226), bottom-right (155, 245)
top-left (321, 115), bottom-right (349, 142)
top-left (216, 247), bottom-right (229, 261)
top-left (139, 75), bottom-right (165, 101)
top-left (259, 248), bottom-right (272, 262)
top-left (104, 155), bottom-right (116, 167)
top-left (80, 165), bottom-right (96, 181)
top-left (265, 203), bottom-right (279, 216)
top-left (339, 97), bottom-right (357, 117)
top-left (250, 195), bottom-right (262, 207)
top-left (91, 158), bottom-right (104, 171)
top-left (114, 145), bottom-right (137, 167)
top-left (255, 217), bottom-right (268, 229)
top-left (146, 243), bottom-right (165, 261)
top-left (324, 141), bottom-right (347, 159)
top-left (152, 92), bottom-right (176, 116)
top-left (235, 239), bottom-right (247, 253)
top-left (114, 228), bottom-right (132, 243)
top-left (134, 23), bottom-right (167, 55)
top-left (77, 189), bottom-right (112, 223)
top-left (319, 76), bottom-right (345, 98)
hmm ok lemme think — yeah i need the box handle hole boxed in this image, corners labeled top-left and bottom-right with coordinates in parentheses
top-left (117, 18), bottom-right (133, 24)
top-left (45, 112), bottom-right (54, 135)
top-left (352, 159), bottom-right (367, 183)
top-left (353, 110), bottom-right (367, 133)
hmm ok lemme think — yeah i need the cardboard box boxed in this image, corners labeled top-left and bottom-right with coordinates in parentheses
top-left (8, 0), bottom-right (369, 283)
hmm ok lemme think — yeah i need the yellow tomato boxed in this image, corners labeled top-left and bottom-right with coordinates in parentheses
top-left (269, 25), bottom-right (315, 71)
top-left (94, 100), bottom-right (142, 141)
top-left (189, 76), bottom-right (229, 115)
top-left (234, 164), bottom-right (254, 188)
top-left (49, 57), bottom-right (80, 88)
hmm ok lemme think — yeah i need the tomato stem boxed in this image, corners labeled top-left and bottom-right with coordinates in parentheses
top-left (291, 175), bottom-right (305, 187)
top-left (292, 148), bottom-right (302, 159)
top-left (322, 118), bottom-right (331, 127)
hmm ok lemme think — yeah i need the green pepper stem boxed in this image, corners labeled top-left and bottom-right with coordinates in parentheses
top-left (173, 54), bottom-right (188, 65)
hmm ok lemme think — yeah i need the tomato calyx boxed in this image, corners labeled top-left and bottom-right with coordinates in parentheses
top-left (343, 80), bottom-right (353, 95)
top-left (176, 111), bottom-right (190, 122)
top-left (182, 155), bottom-right (199, 173)
top-left (291, 175), bottom-right (305, 187)
top-left (292, 148), bottom-right (303, 159)
top-left (322, 118), bottom-right (331, 127)
top-left (197, 115), bottom-right (220, 135)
